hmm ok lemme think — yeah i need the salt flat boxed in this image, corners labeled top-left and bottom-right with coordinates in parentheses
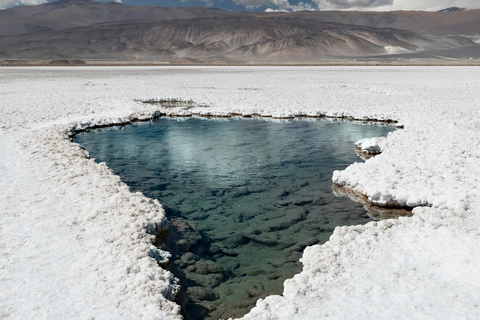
top-left (1, 66), bottom-right (479, 319)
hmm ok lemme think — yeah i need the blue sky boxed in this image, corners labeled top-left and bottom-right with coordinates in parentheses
top-left (2, 0), bottom-right (480, 12)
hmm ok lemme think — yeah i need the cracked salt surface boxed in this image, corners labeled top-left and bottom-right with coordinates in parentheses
top-left (1, 66), bottom-right (480, 319)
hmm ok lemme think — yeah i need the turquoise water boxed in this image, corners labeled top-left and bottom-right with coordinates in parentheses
top-left (75, 117), bottom-right (395, 320)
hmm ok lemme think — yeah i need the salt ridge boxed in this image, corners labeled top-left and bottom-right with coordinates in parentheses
top-left (1, 66), bottom-right (479, 319)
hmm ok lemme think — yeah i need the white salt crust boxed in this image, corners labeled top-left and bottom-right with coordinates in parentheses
top-left (355, 137), bottom-right (385, 154)
top-left (1, 66), bottom-right (480, 319)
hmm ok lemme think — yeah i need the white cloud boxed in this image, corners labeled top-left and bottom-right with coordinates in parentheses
top-left (0, 0), bottom-right (123, 10)
top-left (0, 0), bottom-right (47, 10)
top-left (374, 0), bottom-right (480, 11)
top-left (314, 0), bottom-right (392, 10)
top-left (265, 7), bottom-right (289, 12)
top-left (237, 0), bottom-right (315, 11)
top-left (246, 0), bottom-right (480, 11)
top-left (1, 0), bottom-right (479, 12)
top-left (312, 0), bottom-right (480, 11)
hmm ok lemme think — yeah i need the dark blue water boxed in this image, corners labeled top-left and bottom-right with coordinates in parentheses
top-left (75, 117), bottom-right (396, 320)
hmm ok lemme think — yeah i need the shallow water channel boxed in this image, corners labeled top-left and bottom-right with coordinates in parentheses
top-left (75, 116), bottom-right (396, 320)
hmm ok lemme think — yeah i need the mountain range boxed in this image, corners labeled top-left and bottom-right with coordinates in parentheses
top-left (1, 0), bottom-right (479, 64)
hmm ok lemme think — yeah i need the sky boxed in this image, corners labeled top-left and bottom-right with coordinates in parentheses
top-left (1, 0), bottom-right (480, 12)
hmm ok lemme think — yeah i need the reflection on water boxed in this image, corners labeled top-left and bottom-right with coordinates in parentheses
top-left (75, 117), bottom-right (396, 320)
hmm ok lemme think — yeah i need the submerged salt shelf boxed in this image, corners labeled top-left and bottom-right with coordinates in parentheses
top-left (75, 116), bottom-right (396, 319)
top-left (2, 66), bottom-right (480, 320)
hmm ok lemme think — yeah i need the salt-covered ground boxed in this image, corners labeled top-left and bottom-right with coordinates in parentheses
top-left (1, 66), bottom-right (479, 319)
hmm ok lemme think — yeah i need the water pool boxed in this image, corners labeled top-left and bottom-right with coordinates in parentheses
top-left (75, 116), bottom-right (396, 319)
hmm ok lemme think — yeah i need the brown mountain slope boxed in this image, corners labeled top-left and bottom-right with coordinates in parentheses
top-left (0, 17), bottom-right (473, 63)
top-left (1, 0), bottom-right (480, 37)
top-left (0, 0), bottom-right (233, 36)
top-left (286, 10), bottom-right (480, 36)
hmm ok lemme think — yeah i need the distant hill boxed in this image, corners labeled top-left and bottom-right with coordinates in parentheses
top-left (0, 0), bottom-right (478, 63)
top-left (1, 0), bottom-right (480, 37)
top-left (0, 0), bottom-right (233, 36)
top-left (0, 16), bottom-right (474, 63)
top-left (285, 9), bottom-right (480, 36)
